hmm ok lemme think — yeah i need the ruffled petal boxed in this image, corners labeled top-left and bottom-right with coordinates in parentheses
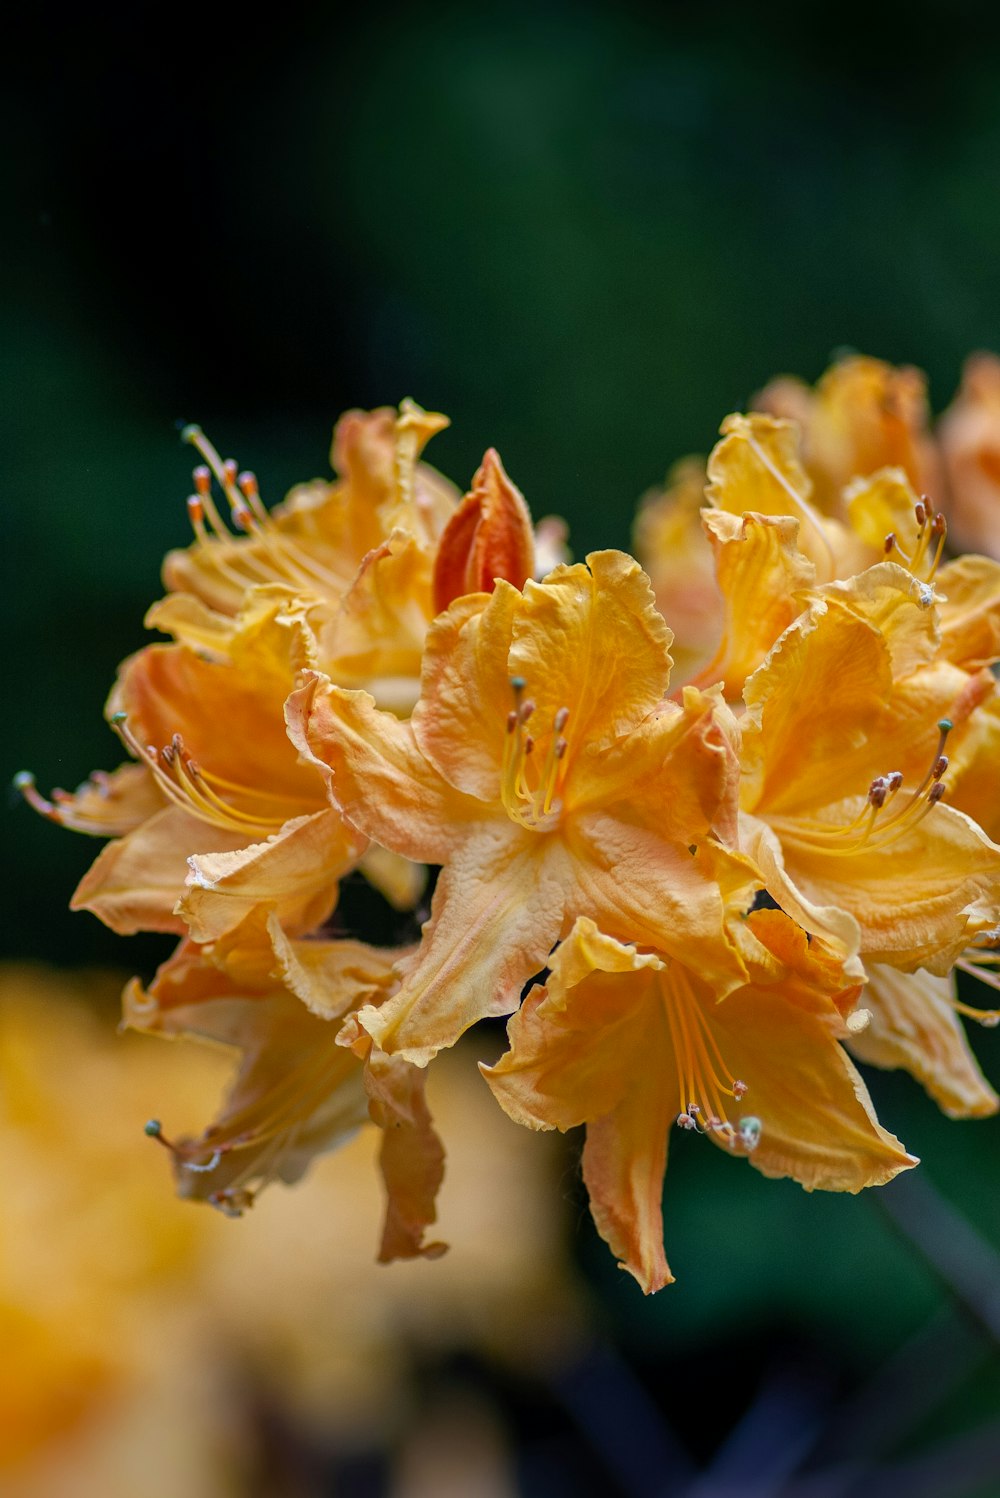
top-left (848, 964), bottom-right (999, 1120)
top-left (286, 671), bottom-right (483, 864)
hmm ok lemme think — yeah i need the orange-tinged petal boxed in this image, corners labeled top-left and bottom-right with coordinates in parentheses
top-left (179, 807), bottom-right (365, 943)
top-left (844, 467), bottom-right (926, 558)
top-left (938, 351), bottom-right (1000, 560)
top-left (759, 798), bottom-right (1000, 973)
top-left (286, 671), bottom-right (484, 864)
top-left (807, 561), bottom-right (941, 680)
top-left (432, 448), bottom-right (535, 613)
top-left (706, 413), bottom-right (839, 576)
top-left (318, 528), bottom-right (433, 697)
top-left (583, 1079), bottom-right (676, 1294)
top-left (935, 554), bottom-right (1000, 670)
top-left (738, 814), bottom-right (861, 963)
top-left (948, 692), bottom-right (1000, 842)
top-left (633, 455), bottom-right (723, 686)
top-left (487, 914), bottom-right (911, 1292)
top-left (508, 551), bottom-right (674, 760)
top-left (759, 355), bottom-right (941, 515)
top-left (848, 964), bottom-right (999, 1120)
top-left (705, 972), bottom-right (915, 1193)
top-left (16, 761), bottom-right (164, 837)
top-left (361, 1044), bottom-right (447, 1263)
top-left (410, 585), bottom-right (519, 800)
top-left (70, 807), bottom-right (245, 936)
top-left (741, 600), bottom-right (896, 819)
top-left (697, 508), bottom-right (815, 696)
top-left (355, 827), bottom-right (566, 1065)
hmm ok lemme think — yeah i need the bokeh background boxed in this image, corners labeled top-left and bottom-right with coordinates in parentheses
top-left (4, 2), bottom-right (1000, 1493)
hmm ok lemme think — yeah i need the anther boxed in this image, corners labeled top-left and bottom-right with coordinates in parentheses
top-left (739, 1116), bottom-right (762, 1151)
top-left (885, 771), bottom-right (903, 792)
top-left (868, 777), bottom-right (888, 810)
top-left (238, 470), bottom-right (258, 498)
top-left (193, 465), bottom-right (211, 496)
top-left (554, 738), bottom-right (568, 760)
top-left (884, 532), bottom-right (896, 556)
top-left (732, 1079), bottom-right (748, 1100)
top-left (519, 700), bottom-right (535, 723)
top-left (677, 1111), bottom-right (697, 1130)
top-left (932, 755), bottom-right (949, 780)
top-left (523, 735), bottom-right (535, 755)
top-left (554, 707), bottom-right (570, 732)
top-left (187, 495), bottom-right (204, 526)
top-left (223, 458), bottom-right (239, 483)
top-left (506, 711), bottom-right (518, 734)
top-left (928, 781), bottom-right (946, 805)
top-left (913, 500), bottom-right (927, 525)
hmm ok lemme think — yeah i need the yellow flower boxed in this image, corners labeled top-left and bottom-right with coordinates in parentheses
top-left (739, 571), bottom-right (1000, 973)
top-left (22, 591), bottom-right (367, 941)
top-left (484, 914), bottom-right (914, 1293)
top-left (125, 906), bottom-right (446, 1258)
top-left (289, 551), bottom-right (758, 1065)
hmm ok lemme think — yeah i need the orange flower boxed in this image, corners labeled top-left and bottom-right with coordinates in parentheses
top-left (739, 571), bottom-right (1000, 973)
top-left (289, 551), bottom-right (758, 1065)
top-left (632, 457), bottom-right (723, 684)
top-left (484, 914), bottom-right (913, 1292)
top-left (125, 907), bottom-right (446, 1260)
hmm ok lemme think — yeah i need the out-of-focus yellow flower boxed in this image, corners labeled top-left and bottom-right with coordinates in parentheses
top-left (756, 353), bottom-right (943, 517)
top-left (484, 914), bottom-right (913, 1292)
top-left (0, 964), bottom-right (582, 1493)
top-left (289, 551), bottom-right (758, 1065)
top-left (938, 352), bottom-right (1000, 560)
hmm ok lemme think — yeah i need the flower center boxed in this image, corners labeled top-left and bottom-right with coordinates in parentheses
top-left (883, 497), bottom-right (949, 596)
top-left (785, 718), bottom-right (953, 856)
top-left (500, 677), bottom-right (570, 831)
top-left (664, 965), bottom-right (759, 1153)
top-left (180, 424), bottom-right (349, 604)
top-left (110, 712), bottom-right (299, 837)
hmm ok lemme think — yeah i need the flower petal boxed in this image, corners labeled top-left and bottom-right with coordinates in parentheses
top-left (286, 671), bottom-right (483, 864)
top-left (179, 808), bottom-right (365, 943)
top-left (356, 828), bottom-right (566, 1065)
top-left (848, 964), bottom-right (999, 1120)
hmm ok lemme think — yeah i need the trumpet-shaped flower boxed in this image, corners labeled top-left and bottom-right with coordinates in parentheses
top-left (739, 573), bottom-right (1000, 972)
top-left (484, 914), bottom-right (914, 1292)
top-left (938, 352), bottom-right (1000, 560)
top-left (289, 551), bottom-right (759, 1065)
top-left (125, 907), bottom-right (445, 1260)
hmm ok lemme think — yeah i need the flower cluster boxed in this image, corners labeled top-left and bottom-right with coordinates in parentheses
top-left (23, 359), bottom-right (1000, 1292)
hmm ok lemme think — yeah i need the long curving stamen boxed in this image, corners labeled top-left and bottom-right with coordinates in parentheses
top-left (668, 966), bottom-right (757, 1152)
top-left (110, 712), bottom-right (290, 836)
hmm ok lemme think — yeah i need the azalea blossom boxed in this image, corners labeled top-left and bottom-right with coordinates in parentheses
top-left (484, 914), bottom-right (914, 1292)
top-left (290, 550), bottom-right (759, 1065)
top-left (125, 906), bottom-right (445, 1259)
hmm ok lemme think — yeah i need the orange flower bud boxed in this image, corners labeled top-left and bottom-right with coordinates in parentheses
top-left (432, 448), bottom-right (535, 613)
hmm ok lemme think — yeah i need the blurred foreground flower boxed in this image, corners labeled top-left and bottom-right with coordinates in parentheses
top-left (0, 964), bottom-right (581, 1497)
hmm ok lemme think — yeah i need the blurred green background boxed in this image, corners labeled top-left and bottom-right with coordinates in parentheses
top-left (4, 2), bottom-right (1000, 1487)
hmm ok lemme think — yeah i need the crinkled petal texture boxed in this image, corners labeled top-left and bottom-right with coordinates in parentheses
top-left (123, 908), bottom-right (445, 1260)
top-left (290, 552), bottom-right (754, 1064)
top-left (696, 509), bottom-right (815, 697)
top-left (848, 964), bottom-right (999, 1120)
top-left (741, 581), bottom-right (1000, 971)
top-left (484, 914), bottom-right (914, 1293)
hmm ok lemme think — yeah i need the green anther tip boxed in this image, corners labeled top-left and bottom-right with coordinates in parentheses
top-left (180, 423), bottom-right (203, 445)
top-left (144, 1119), bottom-right (162, 1138)
top-left (938, 719), bottom-right (953, 733)
top-left (510, 676), bottom-right (527, 691)
top-left (110, 711), bottom-right (127, 725)
top-left (13, 771), bottom-right (33, 789)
